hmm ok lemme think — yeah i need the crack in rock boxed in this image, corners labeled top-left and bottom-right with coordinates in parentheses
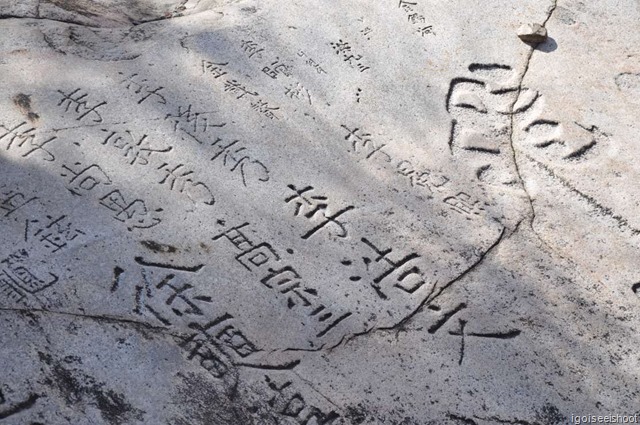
top-left (324, 226), bottom-right (508, 351)
top-left (506, 0), bottom-right (559, 229)
top-left (0, 307), bottom-right (179, 337)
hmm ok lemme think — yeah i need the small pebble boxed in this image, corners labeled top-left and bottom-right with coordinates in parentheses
top-left (517, 23), bottom-right (548, 43)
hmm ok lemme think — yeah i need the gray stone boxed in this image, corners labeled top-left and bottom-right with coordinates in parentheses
top-left (0, 0), bottom-right (639, 423)
top-left (517, 23), bottom-right (548, 43)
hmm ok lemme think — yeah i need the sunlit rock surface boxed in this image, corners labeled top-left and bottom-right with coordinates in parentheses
top-left (0, 0), bottom-right (639, 423)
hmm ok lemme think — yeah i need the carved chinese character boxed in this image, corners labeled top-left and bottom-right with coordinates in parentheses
top-left (0, 122), bottom-right (56, 161)
top-left (236, 243), bottom-right (280, 271)
top-left (285, 82), bottom-right (312, 105)
top-left (179, 329), bottom-right (232, 378)
top-left (443, 192), bottom-right (485, 217)
top-left (213, 222), bottom-right (254, 251)
top-left (165, 104), bottom-right (225, 142)
top-left (61, 162), bottom-right (112, 196)
top-left (210, 139), bottom-right (270, 186)
top-left (407, 13), bottom-right (426, 24)
top-left (240, 40), bottom-right (265, 59)
top-left (157, 163), bottom-right (215, 205)
top-left (448, 319), bottom-right (521, 365)
top-left (101, 130), bottom-right (172, 165)
top-left (398, 0), bottom-right (417, 12)
top-left (341, 125), bottom-right (391, 162)
top-left (360, 27), bottom-right (373, 37)
top-left (99, 190), bottom-right (162, 230)
top-left (416, 25), bottom-right (435, 36)
top-left (0, 250), bottom-right (58, 303)
top-left (330, 39), bottom-right (352, 55)
top-left (358, 237), bottom-right (429, 297)
top-left (262, 59), bottom-right (292, 79)
top-left (119, 72), bottom-right (166, 105)
top-left (264, 376), bottom-right (340, 424)
top-left (223, 80), bottom-right (259, 99)
top-left (188, 314), bottom-right (259, 359)
top-left (201, 60), bottom-right (229, 78)
top-left (250, 100), bottom-right (280, 120)
top-left (285, 185), bottom-right (355, 240)
top-left (313, 308), bottom-right (352, 338)
top-left (260, 266), bottom-right (315, 308)
top-left (0, 190), bottom-right (37, 218)
top-left (57, 88), bottom-right (107, 123)
top-left (24, 215), bottom-right (85, 253)
top-left (134, 269), bottom-right (211, 325)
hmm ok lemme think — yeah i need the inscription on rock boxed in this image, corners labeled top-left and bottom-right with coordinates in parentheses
top-left (0, 0), bottom-right (638, 423)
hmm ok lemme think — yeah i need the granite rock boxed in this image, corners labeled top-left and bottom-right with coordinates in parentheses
top-left (0, 0), bottom-right (639, 423)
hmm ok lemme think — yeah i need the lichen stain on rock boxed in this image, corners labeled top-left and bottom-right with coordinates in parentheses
top-left (44, 0), bottom-right (106, 19)
top-left (12, 93), bottom-right (39, 122)
top-left (141, 239), bottom-right (178, 253)
top-left (38, 352), bottom-right (146, 425)
top-left (170, 372), bottom-right (257, 425)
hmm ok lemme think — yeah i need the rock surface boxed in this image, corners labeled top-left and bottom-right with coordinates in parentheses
top-left (0, 0), bottom-right (639, 423)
